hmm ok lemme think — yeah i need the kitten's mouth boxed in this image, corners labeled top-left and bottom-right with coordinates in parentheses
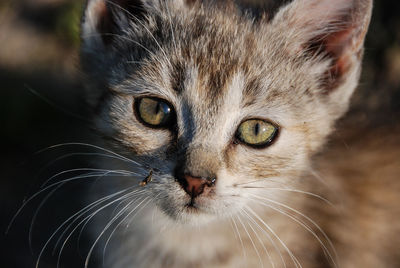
top-left (183, 196), bottom-right (210, 214)
top-left (185, 198), bottom-right (200, 211)
top-left (185, 202), bottom-right (200, 212)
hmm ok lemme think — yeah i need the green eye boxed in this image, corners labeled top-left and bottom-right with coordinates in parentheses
top-left (135, 97), bottom-right (175, 128)
top-left (236, 119), bottom-right (278, 147)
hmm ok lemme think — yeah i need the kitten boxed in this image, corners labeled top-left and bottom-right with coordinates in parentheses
top-left (78, 0), bottom-right (398, 267)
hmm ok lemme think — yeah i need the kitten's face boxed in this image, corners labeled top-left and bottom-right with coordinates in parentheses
top-left (81, 0), bottom-right (372, 224)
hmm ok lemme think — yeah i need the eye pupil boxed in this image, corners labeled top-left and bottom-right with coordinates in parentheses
top-left (155, 102), bottom-right (161, 114)
top-left (254, 123), bottom-right (260, 136)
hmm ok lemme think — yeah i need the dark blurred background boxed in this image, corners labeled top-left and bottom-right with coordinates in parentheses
top-left (1, 1), bottom-right (399, 267)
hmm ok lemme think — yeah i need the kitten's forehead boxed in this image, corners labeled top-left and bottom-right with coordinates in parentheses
top-left (172, 15), bottom-right (249, 96)
top-left (117, 6), bottom-right (282, 107)
top-left (168, 13), bottom-right (267, 109)
top-left (180, 68), bottom-right (245, 133)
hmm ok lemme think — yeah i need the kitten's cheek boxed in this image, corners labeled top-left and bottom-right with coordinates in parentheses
top-left (217, 169), bottom-right (244, 189)
top-left (121, 125), bottom-right (173, 154)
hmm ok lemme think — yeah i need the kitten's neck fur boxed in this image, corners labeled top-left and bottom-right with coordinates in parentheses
top-left (92, 160), bottom-right (322, 268)
top-left (104, 184), bottom-right (312, 268)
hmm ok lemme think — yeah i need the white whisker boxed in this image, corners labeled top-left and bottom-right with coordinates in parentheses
top-left (249, 194), bottom-right (338, 268)
top-left (240, 186), bottom-right (334, 207)
top-left (237, 210), bottom-right (264, 268)
top-left (241, 208), bottom-right (273, 268)
top-left (35, 187), bottom-right (143, 268)
top-left (37, 152), bottom-right (143, 182)
top-left (56, 190), bottom-right (146, 268)
top-left (102, 194), bottom-right (158, 263)
top-left (76, 188), bottom-right (147, 251)
top-left (245, 205), bottom-right (302, 268)
top-left (85, 196), bottom-right (151, 268)
top-left (41, 168), bottom-right (136, 187)
top-left (7, 170), bottom-right (133, 236)
top-left (29, 183), bottom-right (64, 253)
top-left (35, 142), bottom-right (140, 166)
top-left (230, 214), bottom-right (247, 266)
top-left (100, 196), bottom-right (144, 265)
top-left (241, 208), bottom-right (277, 268)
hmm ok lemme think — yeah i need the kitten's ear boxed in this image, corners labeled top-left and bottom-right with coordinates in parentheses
top-left (272, 0), bottom-right (372, 94)
top-left (81, 0), bottom-right (147, 50)
top-left (81, 0), bottom-right (150, 106)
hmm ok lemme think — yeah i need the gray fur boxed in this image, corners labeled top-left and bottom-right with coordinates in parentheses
top-left (80, 0), bottom-right (373, 267)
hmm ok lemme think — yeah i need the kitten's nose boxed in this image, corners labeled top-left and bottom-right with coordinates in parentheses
top-left (179, 174), bottom-right (216, 198)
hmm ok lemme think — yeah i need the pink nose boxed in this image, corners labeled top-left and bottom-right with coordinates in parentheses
top-left (181, 175), bottom-right (215, 198)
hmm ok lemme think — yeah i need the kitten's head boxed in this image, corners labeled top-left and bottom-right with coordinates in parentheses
top-left (80, 0), bottom-right (372, 224)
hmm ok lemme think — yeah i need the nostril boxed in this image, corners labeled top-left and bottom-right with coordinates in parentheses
top-left (178, 174), bottom-right (216, 198)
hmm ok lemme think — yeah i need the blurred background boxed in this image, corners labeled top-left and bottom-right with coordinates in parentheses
top-left (1, 0), bottom-right (399, 267)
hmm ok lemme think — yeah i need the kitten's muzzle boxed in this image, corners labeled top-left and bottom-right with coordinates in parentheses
top-left (178, 174), bottom-right (216, 199)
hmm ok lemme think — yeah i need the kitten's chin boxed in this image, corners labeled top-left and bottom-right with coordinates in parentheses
top-left (158, 201), bottom-right (225, 226)
top-left (175, 209), bottom-right (224, 226)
